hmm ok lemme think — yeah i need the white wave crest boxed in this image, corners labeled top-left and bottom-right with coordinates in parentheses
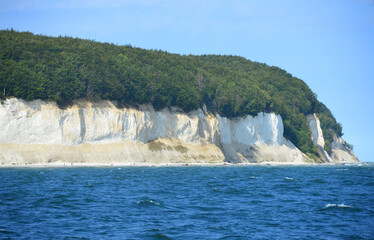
top-left (324, 203), bottom-right (352, 208)
top-left (137, 199), bottom-right (161, 206)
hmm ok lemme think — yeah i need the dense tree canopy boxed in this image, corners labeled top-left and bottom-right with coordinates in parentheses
top-left (0, 30), bottom-right (343, 155)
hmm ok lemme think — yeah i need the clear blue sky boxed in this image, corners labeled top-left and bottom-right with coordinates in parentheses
top-left (1, 0), bottom-right (373, 162)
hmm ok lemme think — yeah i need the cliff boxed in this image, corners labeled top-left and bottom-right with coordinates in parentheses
top-left (0, 30), bottom-right (345, 158)
top-left (0, 98), bottom-right (358, 165)
top-left (306, 114), bottom-right (359, 163)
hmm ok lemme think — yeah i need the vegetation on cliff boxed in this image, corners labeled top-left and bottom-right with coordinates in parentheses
top-left (0, 30), bottom-right (343, 155)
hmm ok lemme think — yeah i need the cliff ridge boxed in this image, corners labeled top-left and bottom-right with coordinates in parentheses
top-left (0, 98), bottom-right (358, 165)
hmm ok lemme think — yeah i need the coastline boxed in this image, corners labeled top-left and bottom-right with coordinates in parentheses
top-left (0, 161), bottom-right (364, 168)
top-left (0, 98), bottom-right (359, 165)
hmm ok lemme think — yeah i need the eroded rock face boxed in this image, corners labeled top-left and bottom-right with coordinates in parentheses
top-left (0, 98), bottom-right (224, 165)
top-left (306, 114), bottom-right (359, 163)
top-left (217, 113), bottom-right (307, 163)
top-left (306, 114), bottom-right (325, 148)
top-left (0, 99), bottom-right (219, 145)
top-left (330, 135), bottom-right (359, 163)
top-left (0, 98), bottom-right (357, 165)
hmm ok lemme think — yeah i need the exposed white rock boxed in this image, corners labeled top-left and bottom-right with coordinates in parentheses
top-left (306, 114), bottom-right (325, 147)
top-left (217, 113), bottom-right (283, 146)
top-left (330, 135), bottom-right (359, 163)
top-left (306, 114), bottom-right (332, 162)
top-left (0, 99), bottom-right (219, 146)
top-left (217, 113), bottom-right (307, 163)
top-left (0, 99), bottom-right (224, 165)
top-left (306, 113), bottom-right (359, 163)
top-left (0, 98), bottom-right (356, 165)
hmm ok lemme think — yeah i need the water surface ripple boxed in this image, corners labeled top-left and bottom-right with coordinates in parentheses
top-left (0, 165), bottom-right (373, 239)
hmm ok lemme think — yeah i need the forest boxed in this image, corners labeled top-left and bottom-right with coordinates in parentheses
top-left (0, 30), bottom-right (344, 156)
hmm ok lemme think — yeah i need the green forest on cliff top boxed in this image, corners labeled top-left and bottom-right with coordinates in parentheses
top-left (0, 30), bottom-right (344, 156)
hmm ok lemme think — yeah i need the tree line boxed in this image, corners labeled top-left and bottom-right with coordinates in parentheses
top-left (0, 30), bottom-right (344, 155)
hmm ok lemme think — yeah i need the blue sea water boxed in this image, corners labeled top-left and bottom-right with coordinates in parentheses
top-left (0, 165), bottom-right (373, 239)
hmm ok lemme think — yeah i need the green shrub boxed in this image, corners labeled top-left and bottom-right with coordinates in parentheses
top-left (174, 145), bottom-right (188, 153)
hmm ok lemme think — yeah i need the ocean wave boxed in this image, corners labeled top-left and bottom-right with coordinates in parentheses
top-left (136, 199), bottom-right (162, 207)
top-left (146, 233), bottom-right (172, 239)
top-left (0, 228), bottom-right (15, 234)
top-left (313, 179), bottom-right (327, 184)
top-left (285, 177), bottom-right (294, 180)
top-left (324, 203), bottom-right (352, 209)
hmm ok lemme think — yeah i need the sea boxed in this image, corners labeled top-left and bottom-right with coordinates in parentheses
top-left (0, 164), bottom-right (373, 239)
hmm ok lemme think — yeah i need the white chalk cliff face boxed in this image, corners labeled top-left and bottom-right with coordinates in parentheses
top-left (0, 98), bottom-right (358, 165)
top-left (217, 114), bottom-right (307, 163)
top-left (306, 114), bottom-right (359, 163)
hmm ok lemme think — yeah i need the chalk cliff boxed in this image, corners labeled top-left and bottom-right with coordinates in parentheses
top-left (0, 98), bottom-right (358, 165)
top-left (306, 114), bottom-right (359, 163)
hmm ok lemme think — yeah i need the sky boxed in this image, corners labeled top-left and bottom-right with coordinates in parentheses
top-left (1, 0), bottom-right (373, 162)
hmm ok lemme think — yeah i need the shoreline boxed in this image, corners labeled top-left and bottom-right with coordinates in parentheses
top-left (0, 161), bottom-right (365, 168)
